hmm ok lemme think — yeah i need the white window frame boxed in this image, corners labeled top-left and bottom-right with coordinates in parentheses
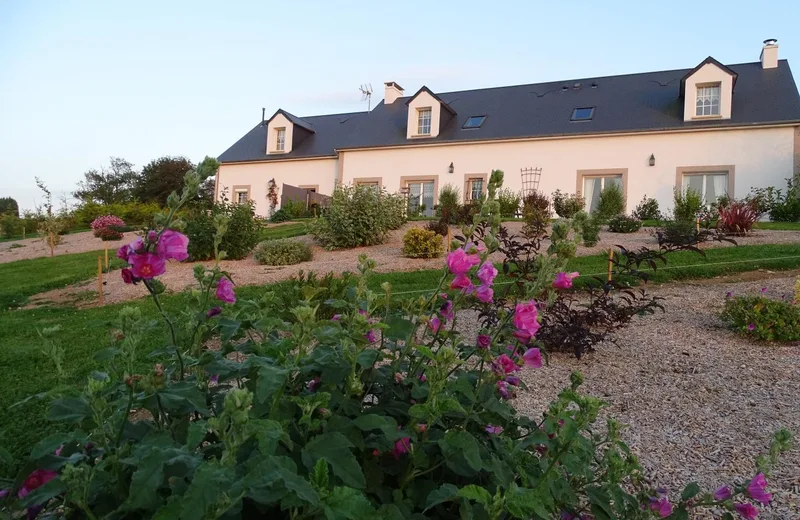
top-left (275, 127), bottom-right (286, 151)
top-left (695, 85), bottom-right (721, 117)
top-left (417, 108), bottom-right (432, 135)
top-left (235, 190), bottom-right (249, 204)
top-left (468, 178), bottom-right (484, 202)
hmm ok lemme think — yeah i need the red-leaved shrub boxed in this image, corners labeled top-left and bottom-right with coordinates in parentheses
top-left (717, 200), bottom-right (761, 235)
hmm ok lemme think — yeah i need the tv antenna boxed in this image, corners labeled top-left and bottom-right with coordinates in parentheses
top-left (359, 83), bottom-right (373, 111)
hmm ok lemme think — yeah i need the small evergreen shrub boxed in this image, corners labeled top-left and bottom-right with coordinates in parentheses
top-left (253, 238), bottom-right (313, 266)
top-left (521, 191), bottom-right (551, 232)
top-left (593, 183), bottom-right (625, 222)
top-left (436, 184), bottom-right (461, 223)
top-left (573, 210), bottom-right (600, 246)
top-left (551, 189), bottom-right (584, 218)
top-left (281, 199), bottom-right (312, 219)
top-left (607, 214), bottom-right (642, 233)
top-left (497, 188), bottom-right (521, 218)
top-left (186, 201), bottom-right (261, 260)
top-left (402, 227), bottom-right (444, 258)
top-left (382, 193), bottom-right (408, 230)
top-left (269, 208), bottom-right (292, 223)
top-left (632, 195), bottom-right (660, 221)
top-left (1, 214), bottom-right (22, 238)
top-left (673, 187), bottom-right (704, 221)
top-left (722, 292), bottom-right (800, 341)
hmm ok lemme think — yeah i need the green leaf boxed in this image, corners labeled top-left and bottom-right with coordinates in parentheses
top-left (504, 484), bottom-right (550, 519)
top-left (680, 482), bottom-right (701, 501)
top-left (408, 404), bottom-right (428, 419)
top-left (186, 420), bottom-right (207, 450)
top-left (218, 318), bottom-right (241, 342)
top-left (424, 483), bottom-right (459, 510)
top-left (19, 477), bottom-right (66, 508)
top-left (124, 451), bottom-right (166, 511)
top-left (255, 364), bottom-right (289, 404)
top-left (416, 345), bottom-right (435, 360)
top-left (93, 347), bottom-right (120, 362)
top-left (311, 459), bottom-right (330, 492)
top-left (157, 383), bottom-right (209, 415)
top-left (586, 487), bottom-right (614, 520)
top-left (48, 397), bottom-right (92, 423)
top-left (437, 396), bottom-right (466, 415)
top-left (353, 414), bottom-right (397, 432)
top-left (670, 507), bottom-right (690, 520)
top-left (323, 486), bottom-right (376, 520)
top-left (0, 445), bottom-right (12, 465)
top-left (179, 462), bottom-right (236, 520)
top-left (438, 431), bottom-right (482, 476)
top-left (384, 316), bottom-right (414, 341)
top-left (249, 419), bottom-right (285, 455)
top-left (457, 485), bottom-right (491, 506)
top-left (303, 432), bottom-right (366, 489)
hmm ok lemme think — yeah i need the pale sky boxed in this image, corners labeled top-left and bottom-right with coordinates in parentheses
top-left (1, 0), bottom-right (798, 210)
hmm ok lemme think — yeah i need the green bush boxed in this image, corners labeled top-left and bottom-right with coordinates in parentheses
top-left (186, 201), bottom-right (262, 260)
top-left (425, 218), bottom-right (449, 236)
top-left (749, 178), bottom-right (800, 222)
top-left (573, 210), bottom-right (600, 246)
top-left (497, 188), bottom-right (521, 218)
top-left (253, 238), bottom-right (313, 266)
top-left (722, 293), bottom-right (800, 341)
top-left (281, 199), bottom-right (314, 219)
top-left (269, 270), bottom-right (359, 320)
top-left (593, 183), bottom-right (625, 222)
top-left (402, 227), bottom-right (444, 258)
top-left (436, 184), bottom-right (461, 224)
top-left (632, 195), bottom-right (660, 221)
top-left (309, 184), bottom-right (405, 249)
top-left (1, 214), bottom-right (22, 238)
top-left (521, 191), bottom-right (551, 234)
top-left (658, 220), bottom-right (699, 246)
top-left (672, 187), bottom-right (704, 222)
top-left (73, 201), bottom-right (163, 227)
top-left (607, 214), bottom-right (642, 233)
top-left (551, 189), bottom-right (585, 218)
top-left (270, 208), bottom-right (292, 223)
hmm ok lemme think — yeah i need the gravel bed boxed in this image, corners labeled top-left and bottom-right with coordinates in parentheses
top-left (0, 231), bottom-right (140, 263)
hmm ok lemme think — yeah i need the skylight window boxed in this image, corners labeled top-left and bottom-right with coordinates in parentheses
top-left (462, 115), bottom-right (486, 129)
top-left (571, 107), bottom-right (595, 121)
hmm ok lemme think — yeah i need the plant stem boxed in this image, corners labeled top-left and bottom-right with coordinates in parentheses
top-left (115, 384), bottom-right (134, 447)
top-left (144, 280), bottom-right (184, 380)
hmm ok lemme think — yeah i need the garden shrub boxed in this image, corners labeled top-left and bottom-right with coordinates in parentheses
top-left (4, 170), bottom-right (791, 520)
top-left (592, 183), bottom-right (625, 222)
top-left (521, 191), bottom-right (551, 234)
top-left (657, 220), bottom-right (698, 246)
top-left (309, 184), bottom-right (405, 249)
top-left (607, 214), bottom-right (642, 233)
top-left (93, 226), bottom-right (124, 241)
top-left (270, 270), bottom-right (359, 321)
top-left (551, 189), bottom-right (584, 218)
top-left (749, 177), bottom-right (800, 222)
top-left (717, 200), bottom-right (761, 235)
top-left (402, 227), bottom-right (444, 258)
top-left (186, 200), bottom-right (261, 260)
top-left (497, 188), bottom-right (521, 218)
top-left (632, 195), bottom-right (660, 221)
top-left (0, 214), bottom-right (22, 238)
top-left (436, 184), bottom-right (461, 223)
top-left (91, 215), bottom-right (126, 241)
top-left (270, 208), bottom-right (292, 223)
top-left (722, 291), bottom-right (800, 341)
top-left (424, 218), bottom-right (449, 237)
top-left (281, 199), bottom-right (313, 219)
top-left (73, 201), bottom-right (162, 227)
top-left (672, 187), bottom-right (704, 221)
top-left (573, 210), bottom-right (600, 246)
top-left (253, 238), bottom-right (313, 266)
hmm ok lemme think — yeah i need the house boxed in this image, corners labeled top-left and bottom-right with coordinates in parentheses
top-left (216, 39), bottom-right (800, 217)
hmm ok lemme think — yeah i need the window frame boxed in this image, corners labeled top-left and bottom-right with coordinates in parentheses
top-left (298, 184), bottom-right (319, 193)
top-left (400, 175), bottom-right (439, 216)
top-left (675, 165), bottom-right (735, 203)
top-left (353, 177), bottom-right (383, 190)
top-left (275, 127), bottom-right (286, 151)
top-left (417, 107), bottom-right (432, 135)
top-left (695, 84), bottom-right (721, 117)
top-left (570, 107), bottom-right (595, 122)
top-left (232, 185), bottom-right (251, 205)
top-left (575, 168), bottom-right (628, 213)
top-left (462, 115), bottom-right (487, 129)
top-left (463, 173), bottom-right (488, 203)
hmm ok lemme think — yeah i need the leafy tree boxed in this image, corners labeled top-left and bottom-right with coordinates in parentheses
top-left (134, 156), bottom-right (195, 205)
top-left (0, 197), bottom-right (19, 216)
top-left (73, 157), bottom-right (137, 204)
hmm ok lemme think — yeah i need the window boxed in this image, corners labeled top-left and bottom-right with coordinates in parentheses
top-left (417, 108), bottom-right (432, 135)
top-left (570, 107), bottom-right (595, 121)
top-left (682, 172), bottom-right (728, 204)
top-left (581, 175), bottom-right (622, 213)
top-left (695, 85), bottom-right (720, 116)
top-left (402, 178), bottom-right (437, 217)
top-left (467, 178), bottom-right (484, 201)
top-left (276, 127), bottom-right (286, 151)
top-left (235, 190), bottom-right (248, 204)
top-left (462, 115), bottom-right (486, 129)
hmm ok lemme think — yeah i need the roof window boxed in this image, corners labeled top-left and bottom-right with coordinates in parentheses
top-left (570, 107), bottom-right (595, 121)
top-left (462, 115), bottom-right (486, 129)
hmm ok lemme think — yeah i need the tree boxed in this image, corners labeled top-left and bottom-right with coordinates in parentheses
top-left (35, 178), bottom-right (64, 256)
top-left (0, 197), bottom-right (19, 216)
top-left (134, 156), bottom-right (195, 206)
top-left (73, 157), bottom-right (137, 204)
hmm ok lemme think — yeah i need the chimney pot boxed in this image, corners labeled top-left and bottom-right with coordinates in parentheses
top-left (262, 107), bottom-right (266, 123)
top-left (384, 81), bottom-right (404, 104)
top-left (761, 39), bottom-right (778, 69)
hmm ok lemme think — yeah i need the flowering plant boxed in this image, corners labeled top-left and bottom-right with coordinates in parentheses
top-left (721, 288), bottom-right (800, 342)
top-left (90, 215), bottom-right (126, 232)
top-left (2, 171), bottom-right (792, 519)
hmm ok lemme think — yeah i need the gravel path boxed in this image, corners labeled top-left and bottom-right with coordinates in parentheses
top-left (0, 231), bottom-right (140, 263)
top-left (18, 222), bottom-right (800, 307)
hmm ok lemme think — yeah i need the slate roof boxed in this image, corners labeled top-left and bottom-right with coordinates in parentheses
top-left (218, 60), bottom-right (800, 163)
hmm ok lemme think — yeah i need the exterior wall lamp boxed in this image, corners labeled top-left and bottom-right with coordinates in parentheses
top-left (448, 162), bottom-right (455, 174)
top-left (649, 154), bottom-right (655, 167)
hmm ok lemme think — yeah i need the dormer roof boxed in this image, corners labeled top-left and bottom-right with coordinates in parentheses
top-left (266, 109), bottom-right (316, 133)
top-left (405, 86), bottom-right (457, 115)
top-left (679, 56), bottom-right (739, 97)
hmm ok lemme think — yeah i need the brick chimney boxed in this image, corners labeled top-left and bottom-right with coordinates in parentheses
top-left (761, 39), bottom-right (778, 69)
top-left (384, 81), bottom-right (404, 104)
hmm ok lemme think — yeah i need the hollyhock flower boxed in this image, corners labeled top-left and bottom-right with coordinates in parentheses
top-left (747, 323), bottom-right (756, 331)
top-left (418, 374), bottom-right (427, 382)
top-left (440, 300), bottom-right (454, 322)
top-left (761, 287), bottom-right (767, 295)
top-left (392, 437), bottom-right (411, 459)
top-left (130, 252), bottom-right (166, 279)
top-left (713, 486), bottom-right (732, 501)
top-left (331, 314), bottom-right (342, 321)
top-left (496, 380), bottom-right (513, 399)
top-left (476, 334), bottom-right (491, 349)
top-left (553, 271), bottom-right (579, 290)
top-left (505, 376), bottom-right (520, 386)
top-left (477, 261), bottom-right (498, 285)
top-left (450, 273), bottom-right (472, 290)
top-left (649, 498), bottom-right (673, 518)
top-left (216, 277), bottom-right (236, 303)
top-left (485, 424), bottom-right (503, 434)
top-left (372, 449), bottom-right (381, 456)
top-left (726, 291), bottom-right (733, 298)
top-left (206, 306), bottom-right (222, 318)
top-left (446, 248), bottom-right (480, 275)
top-left (734, 503), bottom-right (759, 519)
top-left (121, 268), bottom-right (135, 284)
top-left (116, 237), bottom-right (143, 261)
top-left (522, 348), bottom-right (543, 368)
top-left (428, 316), bottom-right (441, 333)
top-left (494, 354), bottom-right (520, 374)
top-left (18, 469), bottom-right (58, 499)
top-left (416, 423), bottom-right (427, 433)
top-left (513, 330), bottom-right (533, 344)
top-left (513, 301), bottom-right (540, 338)
top-left (157, 229), bottom-right (189, 262)
top-left (476, 284), bottom-right (493, 303)
top-left (0, 489), bottom-right (7, 499)
top-left (365, 329), bottom-right (379, 343)
top-left (747, 473), bottom-right (772, 505)
top-left (147, 230), bottom-right (158, 242)
top-left (462, 282), bottom-right (476, 296)
top-left (358, 309), bottom-right (368, 316)
top-left (306, 377), bottom-right (321, 392)
top-left (394, 373), bottom-right (405, 383)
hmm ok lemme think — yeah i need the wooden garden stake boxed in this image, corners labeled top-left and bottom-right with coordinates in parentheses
top-left (696, 217), bottom-right (700, 233)
top-left (607, 248), bottom-right (614, 282)
top-left (104, 243), bottom-right (109, 271)
top-left (446, 227), bottom-right (451, 252)
top-left (97, 256), bottom-right (104, 306)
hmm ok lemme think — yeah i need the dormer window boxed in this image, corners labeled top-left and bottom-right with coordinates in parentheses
top-left (695, 85), bottom-right (720, 116)
top-left (275, 128), bottom-right (286, 151)
top-left (417, 108), bottom-right (432, 135)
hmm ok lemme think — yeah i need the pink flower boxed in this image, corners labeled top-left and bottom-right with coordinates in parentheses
top-left (365, 329), bottom-right (379, 343)
top-left (216, 277), bottom-right (236, 304)
top-left (120, 268), bottom-right (135, 284)
top-left (494, 354), bottom-right (520, 374)
top-left (747, 323), bottom-right (756, 331)
top-left (446, 248), bottom-right (480, 275)
top-left (485, 424), bottom-right (503, 434)
top-left (476, 334), bottom-right (491, 349)
top-left (522, 348), bottom-right (543, 368)
top-left (206, 306), bottom-right (222, 318)
top-left (476, 284), bottom-right (493, 303)
top-left (129, 252), bottom-right (166, 279)
top-left (392, 437), bottom-right (411, 459)
top-left (331, 314), bottom-right (342, 321)
top-left (505, 376), bottom-right (520, 386)
top-left (496, 380), bottom-right (514, 399)
top-left (747, 473), bottom-right (772, 505)
top-left (440, 300), bottom-right (454, 322)
top-left (513, 301), bottom-right (540, 338)
top-left (734, 503), bottom-right (759, 519)
top-left (306, 377), bottom-right (321, 392)
top-left (156, 229), bottom-right (189, 262)
top-left (553, 271), bottom-right (579, 290)
top-left (372, 449), bottom-right (381, 456)
top-left (477, 261), bottom-right (498, 285)
top-left (116, 237), bottom-right (143, 261)
top-left (428, 317), bottom-right (441, 333)
top-left (147, 230), bottom-right (158, 242)
top-left (761, 287), bottom-right (767, 295)
top-left (416, 423), bottom-right (427, 433)
top-left (649, 498), bottom-right (673, 518)
top-left (450, 273), bottom-right (472, 290)
top-left (714, 486), bottom-right (732, 501)
top-left (513, 330), bottom-right (532, 344)
top-left (18, 469), bottom-right (58, 499)
top-left (418, 374), bottom-right (427, 382)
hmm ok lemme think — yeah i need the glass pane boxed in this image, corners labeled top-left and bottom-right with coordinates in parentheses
top-left (686, 176), bottom-right (703, 198)
top-left (583, 177), bottom-right (602, 213)
top-left (706, 174), bottom-right (728, 203)
top-left (603, 176), bottom-right (622, 189)
top-left (422, 182), bottom-right (435, 216)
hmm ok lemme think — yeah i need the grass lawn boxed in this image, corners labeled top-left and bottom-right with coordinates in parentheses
top-left (640, 219), bottom-right (800, 230)
top-left (258, 222), bottom-right (308, 241)
top-left (2, 241), bottom-right (800, 477)
top-left (0, 228), bottom-right (92, 243)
